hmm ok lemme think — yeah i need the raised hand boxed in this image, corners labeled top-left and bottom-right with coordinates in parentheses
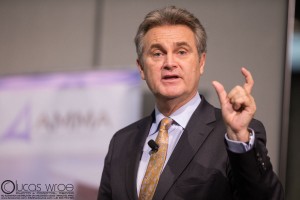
top-left (212, 67), bottom-right (256, 142)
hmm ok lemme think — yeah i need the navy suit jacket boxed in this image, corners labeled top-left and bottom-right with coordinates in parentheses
top-left (98, 96), bottom-right (284, 200)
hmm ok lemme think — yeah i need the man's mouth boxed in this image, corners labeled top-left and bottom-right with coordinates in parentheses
top-left (163, 75), bottom-right (180, 80)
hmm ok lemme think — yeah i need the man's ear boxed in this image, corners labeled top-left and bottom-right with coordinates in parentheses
top-left (199, 53), bottom-right (206, 75)
top-left (137, 59), bottom-right (145, 80)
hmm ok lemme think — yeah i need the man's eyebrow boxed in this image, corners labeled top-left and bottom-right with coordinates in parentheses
top-left (149, 43), bottom-right (164, 50)
top-left (175, 42), bottom-right (191, 48)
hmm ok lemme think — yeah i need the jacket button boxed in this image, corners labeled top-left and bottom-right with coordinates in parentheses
top-left (262, 162), bottom-right (267, 170)
top-left (258, 157), bottom-right (262, 162)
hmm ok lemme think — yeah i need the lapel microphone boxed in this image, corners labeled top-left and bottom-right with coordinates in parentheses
top-left (148, 139), bottom-right (159, 154)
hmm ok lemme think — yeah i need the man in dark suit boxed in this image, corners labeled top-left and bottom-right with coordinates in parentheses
top-left (98, 6), bottom-right (284, 200)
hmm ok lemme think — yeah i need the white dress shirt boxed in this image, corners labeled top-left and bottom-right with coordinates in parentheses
top-left (136, 93), bottom-right (255, 195)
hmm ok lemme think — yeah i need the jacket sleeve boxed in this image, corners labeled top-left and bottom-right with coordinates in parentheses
top-left (227, 119), bottom-right (285, 200)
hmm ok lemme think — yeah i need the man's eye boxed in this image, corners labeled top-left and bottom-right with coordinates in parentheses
top-left (153, 52), bottom-right (163, 57)
top-left (178, 50), bottom-right (187, 55)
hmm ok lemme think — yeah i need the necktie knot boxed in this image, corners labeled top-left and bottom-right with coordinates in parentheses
top-left (159, 117), bottom-right (172, 131)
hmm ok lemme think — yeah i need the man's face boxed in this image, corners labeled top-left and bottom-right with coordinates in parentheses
top-left (137, 25), bottom-right (206, 102)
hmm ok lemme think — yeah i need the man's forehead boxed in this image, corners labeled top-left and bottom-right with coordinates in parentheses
top-left (148, 41), bottom-right (192, 49)
top-left (143, 25), bottom-right (196, 47)
top-left (145, 25), bottom-right (193, 37)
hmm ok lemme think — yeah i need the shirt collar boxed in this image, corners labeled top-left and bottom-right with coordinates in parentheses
top-left (149, 92), bottom-right (201, 135)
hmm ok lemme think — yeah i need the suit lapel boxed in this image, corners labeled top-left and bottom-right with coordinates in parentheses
top-left (153, 97), bottom-right (217, 200)
top-left (125, 114), bottom-right (154, 200)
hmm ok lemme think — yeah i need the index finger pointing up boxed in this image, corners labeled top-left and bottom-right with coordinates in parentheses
top-left (212, 81), bottom-right (227, 107)
top-left (241, 67), bottom-right (254, 94)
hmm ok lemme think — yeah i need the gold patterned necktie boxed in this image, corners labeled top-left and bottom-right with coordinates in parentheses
top-left (139, 117), bottom-right (172, 200)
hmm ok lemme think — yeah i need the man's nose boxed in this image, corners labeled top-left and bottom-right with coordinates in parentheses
top-left (163, 53), bottom-right (177, 70)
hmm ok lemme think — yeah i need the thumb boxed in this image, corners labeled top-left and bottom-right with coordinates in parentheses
top-left (212, 81), bottom-right (227, 106)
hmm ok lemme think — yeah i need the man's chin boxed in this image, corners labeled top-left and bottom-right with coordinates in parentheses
top-left (155, 92), bottom-right (183, 101)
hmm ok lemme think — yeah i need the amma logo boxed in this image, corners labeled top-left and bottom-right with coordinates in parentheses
top-left (1, 180), bottom-right (15, 194)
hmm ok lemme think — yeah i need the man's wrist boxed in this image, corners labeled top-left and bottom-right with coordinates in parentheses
top-left (227, 128), bottom-right (251, 142)
top-left (225, 129), bottom-right (255, 153)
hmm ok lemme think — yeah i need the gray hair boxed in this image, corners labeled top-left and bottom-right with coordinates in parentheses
top-left (134, 6), bottom-right (207, 62)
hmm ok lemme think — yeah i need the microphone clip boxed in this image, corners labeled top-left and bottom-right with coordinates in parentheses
top-left (148, 139), bottom-right (159, 155)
